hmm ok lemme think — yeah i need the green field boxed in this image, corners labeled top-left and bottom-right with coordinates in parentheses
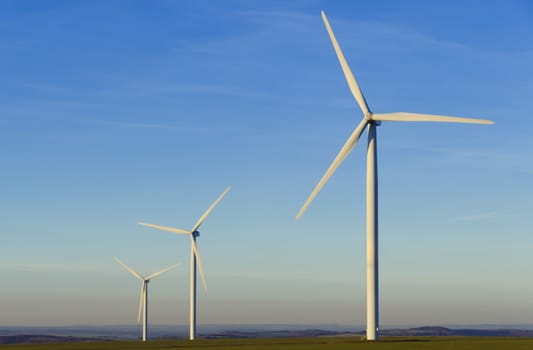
top-left (2, 337), bottom-right (533, 350)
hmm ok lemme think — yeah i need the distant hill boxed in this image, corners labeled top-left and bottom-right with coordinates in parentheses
top-left (380, 326), bottom-right (533, 337)
top-left (206, 326), bottom-right (533, 339)
top-left (2, 326), bottom-right (533, 344)
top-left (206, 329), bottom-right (343, 339)
top-left (0, 334), bottom-right (113, 344)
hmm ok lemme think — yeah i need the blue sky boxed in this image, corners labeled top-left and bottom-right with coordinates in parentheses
top-left (0, 0), bottom-right (532, 328)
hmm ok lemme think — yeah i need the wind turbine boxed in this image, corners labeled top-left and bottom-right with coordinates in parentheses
top-left (138, 186), bottom-right (231, 340)
top-left (114, 257), bottom-right (179, 342)
top-left (296, 11), bottom-right (494, 341)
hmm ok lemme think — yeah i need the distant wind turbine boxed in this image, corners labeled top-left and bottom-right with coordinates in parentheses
top-left (138, 186), bottom-right (231, 340)
top-left (114, 257), bottom-right (179, 342)
top-left (296, 11), bottom-right (494, 341)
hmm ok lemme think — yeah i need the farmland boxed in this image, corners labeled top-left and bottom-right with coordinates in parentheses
top-left (2, 337), bottom-right (533, 350)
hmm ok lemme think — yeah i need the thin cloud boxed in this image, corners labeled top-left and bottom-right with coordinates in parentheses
top-left (93, 78), bottom-right (350, 111)
top-left (91, 119), bottom-right (197, 131)
top-left (171, 10), bottom-right (318, 57)
top-left (452, 211), bottom-right (500, 222)
top-left (439, 148), bottom-right (533, 170)
top-left (451, 210), bottom-right (525, 222)
top-left (122, 81), bottom-right (275, 99)
top-left (381, 141), bottom-right (532, 167)
top-left (83, 117), bottom-right (240, 135)
top-left (0, 263), bottom-right (110, 273)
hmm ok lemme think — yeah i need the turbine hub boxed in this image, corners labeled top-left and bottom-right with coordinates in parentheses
top-left (364, 112), bottom-right (381, 126)
top-left (192, 230), bottom-right (200, 238)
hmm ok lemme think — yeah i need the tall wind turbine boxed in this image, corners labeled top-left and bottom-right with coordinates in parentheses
top-left (114, 257), bottom-right (179, 342)
top-left (296, 11), bottom-right (494, 341)
top-left (138, 186), bottom-right (231, 340)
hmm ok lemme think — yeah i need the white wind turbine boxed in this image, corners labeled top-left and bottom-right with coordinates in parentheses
top-left (138, 186), bottom-right (231, 340)
top-left (114, 257), bottom-right (180, 342)
top-left (296, 11), bottom-right (494, 341)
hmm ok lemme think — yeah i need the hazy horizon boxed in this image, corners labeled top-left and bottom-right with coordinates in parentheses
top-left (2, 322), bottom-right (533, 331)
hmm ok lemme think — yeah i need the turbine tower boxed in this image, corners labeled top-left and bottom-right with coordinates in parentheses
top-left (114, 257), bottom-right (179, 342)
top-left (296, 11), bottom-right (494, 341)
top-left (138, 186), bottom-right (231, 340)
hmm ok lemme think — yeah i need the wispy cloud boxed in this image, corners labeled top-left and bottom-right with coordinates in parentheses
top-left (114, 81), bottom-right (276, 100)
top-left (381, 140), bottom-right (532, 168)
top-left (451, 209), bottom-right (525, 222)
top-left (0, 263), bottom-right (110, 273)
top-left (451, 211), bottom-right (501, 222)
top-left (87, 117), bottom-right (240, 134)
top-left (90, 119), bottom-right (196, 131)
top-left (171, 9), bottom-right (318, 57)
top-left (8, 81), bottom-right (76, 95)
top-left (437, 148), bottom-right (533, 171)
top-left (7, 77), bottom-right (280, 103)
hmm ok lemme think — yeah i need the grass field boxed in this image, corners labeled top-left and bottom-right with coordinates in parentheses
top-left (2, 337), bottom-right (533, 350)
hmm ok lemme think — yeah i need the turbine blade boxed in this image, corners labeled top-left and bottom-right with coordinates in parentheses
top-left (138, 222), bottom-right (191, 235)
top-left (114, 257), bottom-right (144, 281)
top-left (137, 282), bottom-right (145, 324)
top-left (372, 112), bottom-right (494, 125)
top-left (146, 262), bottom-right (181, 280)
top-left (321, 11), bottom-right (370, 114)
top-left (191, 236), bottom-right (207, 291)
top-left (191, 186), bottom-right (231, 233)
top-left (296, 118), bottom-right (369, 220)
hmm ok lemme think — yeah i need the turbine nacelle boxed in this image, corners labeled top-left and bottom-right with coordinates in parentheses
top-left (192, 230), bottom-right (200, 238)
top-left (364, 113), bottom-right (382, 126)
